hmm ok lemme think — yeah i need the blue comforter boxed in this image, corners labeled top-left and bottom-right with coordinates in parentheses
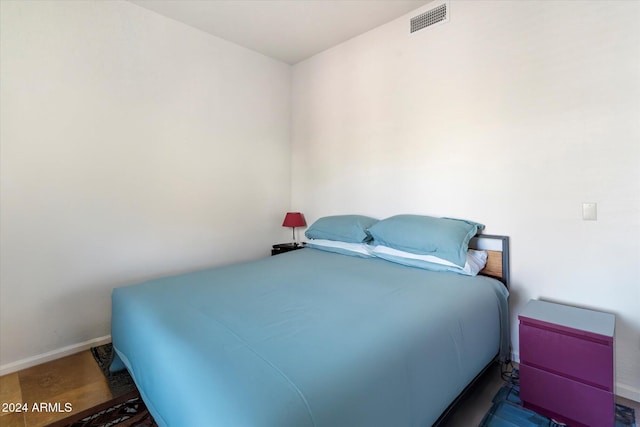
top-left (111, 248), bottom-right (509, 427)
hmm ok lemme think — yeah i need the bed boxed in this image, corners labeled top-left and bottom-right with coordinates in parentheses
top-left (110, 215), bottom-right (510, 427)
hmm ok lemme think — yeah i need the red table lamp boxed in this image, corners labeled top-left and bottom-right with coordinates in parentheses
top-left (282, 212), bottom-right (306, 245)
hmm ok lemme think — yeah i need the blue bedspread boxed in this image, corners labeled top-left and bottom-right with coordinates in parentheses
top-left (111, 248), bottom-right (509, 427)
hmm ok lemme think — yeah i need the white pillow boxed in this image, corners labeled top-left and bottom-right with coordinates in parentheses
top-left (306, 239), bottom-right (374, 258)
top-left (371, 245), bottom-right (488, 276)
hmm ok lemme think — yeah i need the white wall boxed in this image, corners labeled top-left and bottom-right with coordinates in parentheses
top-left (292, 1), bottom-right (640, 400)
top-left (0, 1), bottom-right (291, 372)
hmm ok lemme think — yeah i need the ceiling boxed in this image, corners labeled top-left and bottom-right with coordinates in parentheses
top-left (128, 0), bottom-right (431, 64)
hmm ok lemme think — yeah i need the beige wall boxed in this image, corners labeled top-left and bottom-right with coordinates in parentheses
top-left (0, 1), bottom-right (291, 371)
top-left (291, 0), bottom-right (640, 400)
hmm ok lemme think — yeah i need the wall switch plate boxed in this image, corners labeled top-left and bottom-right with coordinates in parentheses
top-left (583, 203), bottom-right (597, 221)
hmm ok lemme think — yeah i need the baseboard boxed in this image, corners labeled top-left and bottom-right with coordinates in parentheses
top-left (0, 335), bottom-right (111, 376)
top-left (616, 383), bottom-right (640, 403)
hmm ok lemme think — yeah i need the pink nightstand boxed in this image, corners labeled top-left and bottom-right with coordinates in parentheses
top-left (519, 299), bottom-right (615, 427)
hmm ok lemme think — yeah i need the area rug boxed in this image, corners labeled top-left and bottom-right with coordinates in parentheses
top-left (45, 390), bottom-right (157, 427)
top-left (91, 343), bottom-right (136, 396)
top-left (480, 383), bottom-right (636, 427)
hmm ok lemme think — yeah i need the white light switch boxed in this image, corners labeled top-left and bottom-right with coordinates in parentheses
top-left (583, 203), bottom-right (597, 221)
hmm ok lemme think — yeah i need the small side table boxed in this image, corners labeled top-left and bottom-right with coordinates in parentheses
top-left (271, 243), bottom-right (305, 256)
top-left (519, 299), bottom-right (615, 427)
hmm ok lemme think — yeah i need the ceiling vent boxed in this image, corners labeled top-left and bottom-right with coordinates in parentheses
top-left (410, 2), bottom-right (448, 33)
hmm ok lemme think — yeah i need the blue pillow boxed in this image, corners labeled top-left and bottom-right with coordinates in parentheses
top-left (367, 214), bottom-right (484, 267)
top-left (305, 215), bottom-right (378, 243)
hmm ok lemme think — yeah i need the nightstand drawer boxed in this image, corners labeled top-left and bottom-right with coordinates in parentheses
top-left (520, 364), bottom-right (614, 427)
top-left (519, 323), bottom-right (613, 390)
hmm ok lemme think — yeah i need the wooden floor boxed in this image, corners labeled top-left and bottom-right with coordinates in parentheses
top-left (0, 351), bottom-right (113, 427)
top-left (1, 351), bottom-right (638, 427)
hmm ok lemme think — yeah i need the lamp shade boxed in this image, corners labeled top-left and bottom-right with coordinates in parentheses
top-left (282, 212), bottom-right (306, 228)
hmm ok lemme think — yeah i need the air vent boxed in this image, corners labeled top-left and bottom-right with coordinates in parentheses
top-left (410, 2), bottom-right (448, 33)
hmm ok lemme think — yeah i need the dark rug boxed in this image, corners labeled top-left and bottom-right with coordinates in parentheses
top-left (91, 343), bottom-right (137, 397)
top-left (45, 390), bottom-right (157, 427)
top-left (480, 383), bottom-right (636, 427)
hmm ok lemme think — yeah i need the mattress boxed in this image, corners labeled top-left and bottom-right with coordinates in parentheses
top-left (111, 248), bottom-right (509, 427)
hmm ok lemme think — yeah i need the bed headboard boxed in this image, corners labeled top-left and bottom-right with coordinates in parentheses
top-left (469, 235), bottom-right (510, 289)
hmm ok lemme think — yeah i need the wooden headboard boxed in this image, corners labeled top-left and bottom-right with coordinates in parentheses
top-left (469, 235), bottom-right (510, 288)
